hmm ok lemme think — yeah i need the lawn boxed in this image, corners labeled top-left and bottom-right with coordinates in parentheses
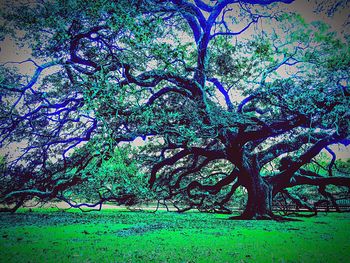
top-left (0, 209), bottom-right (349, 262)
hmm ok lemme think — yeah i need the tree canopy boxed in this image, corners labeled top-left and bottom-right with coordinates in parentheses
top-left (0, 0), bottom-right (349, 219)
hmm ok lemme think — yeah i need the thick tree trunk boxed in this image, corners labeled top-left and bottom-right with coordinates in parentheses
top-left (226, 148), bottom-right (275, 220)
top-left (241, 177), bottom-right (273, 219)
top-left (230, 164), bottom-right (274, 220)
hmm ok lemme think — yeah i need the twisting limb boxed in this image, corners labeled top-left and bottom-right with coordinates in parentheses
top-left (208, 78), bottom-right (233, 111)
top-left (186, 169), bottom-right (238, 197)
top-left (280, 189), bottom-right (315, 212)
top-left (325, 146), bottom-right (336, 177)
top-left (318, 185), bottom-right (340, 212)
top-left (149, 147), bottom-right (225, 187)
top-left (272, 133), bottom-right (349, 189)
top-left (256, 131), bottom-right (329, 167)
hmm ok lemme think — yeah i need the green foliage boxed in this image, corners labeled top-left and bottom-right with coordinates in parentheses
top-left (0, 155), bottom-right (6, 173)
top-left (252, 40), bottom-right (273, 60)
top-left (208, 36), bottom-right (262, 86)
top-left (335, 158), bottom-right (350, 174)
top-left (64, 143), bottom-right (153, 205)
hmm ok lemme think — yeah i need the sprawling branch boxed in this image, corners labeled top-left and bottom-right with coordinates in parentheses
top-left (291, 174), bottom-right (350, 188)
top-left (256, 131), bottom-right (329, 167)
top-left (239, 114), bottom-right (308, 145)
top-left (149, 146), bottom-right (225, 187)
top-left (186, 169), bottom-right (239, 196)
top-left (122, 65), bottom-right (202, 97)
top-left (280, 189), bottom-right (315, 211)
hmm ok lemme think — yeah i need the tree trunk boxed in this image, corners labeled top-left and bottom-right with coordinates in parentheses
top-left (226, 149), bottom-right (275, 220)
top-left (241, 176), bottom-right (273, 219)
top-left (230, 165), bottom-right (274, 220)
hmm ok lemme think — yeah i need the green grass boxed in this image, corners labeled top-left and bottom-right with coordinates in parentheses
top-left (0, 209), bottom-right (349, 262)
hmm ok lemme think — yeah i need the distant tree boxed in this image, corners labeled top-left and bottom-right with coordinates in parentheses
top-left (1, 0), bottom-right (349, 219)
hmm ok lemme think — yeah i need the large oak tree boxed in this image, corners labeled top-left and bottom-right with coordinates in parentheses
top-left (1, 0), bottom-right (349, 218)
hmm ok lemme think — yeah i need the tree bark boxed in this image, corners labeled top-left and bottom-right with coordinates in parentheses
top-left (240, 172), bottom-right (274, 219)
top-left (229, 158), bottom-right (274, 220)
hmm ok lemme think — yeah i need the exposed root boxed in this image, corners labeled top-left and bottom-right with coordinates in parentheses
top-left (284, 212), bottom-right (317, 218)
top-left (228, 212), bottom-right (274, 220)
top-left (228, 212), bottom-right (302, 221)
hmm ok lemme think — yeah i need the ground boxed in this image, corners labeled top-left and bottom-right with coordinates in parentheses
top-left (0, 208), bottom-right (349, 262)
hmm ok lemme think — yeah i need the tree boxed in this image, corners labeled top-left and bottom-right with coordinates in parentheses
top-left (0, 0), bottom-right (349, 219)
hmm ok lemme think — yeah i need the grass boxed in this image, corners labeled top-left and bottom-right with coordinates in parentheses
top-left (0, 208), bottom-right (349, 262)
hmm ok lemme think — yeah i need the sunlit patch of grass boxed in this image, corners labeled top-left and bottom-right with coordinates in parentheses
top-left (0, 210), bottom-right (349, 262)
